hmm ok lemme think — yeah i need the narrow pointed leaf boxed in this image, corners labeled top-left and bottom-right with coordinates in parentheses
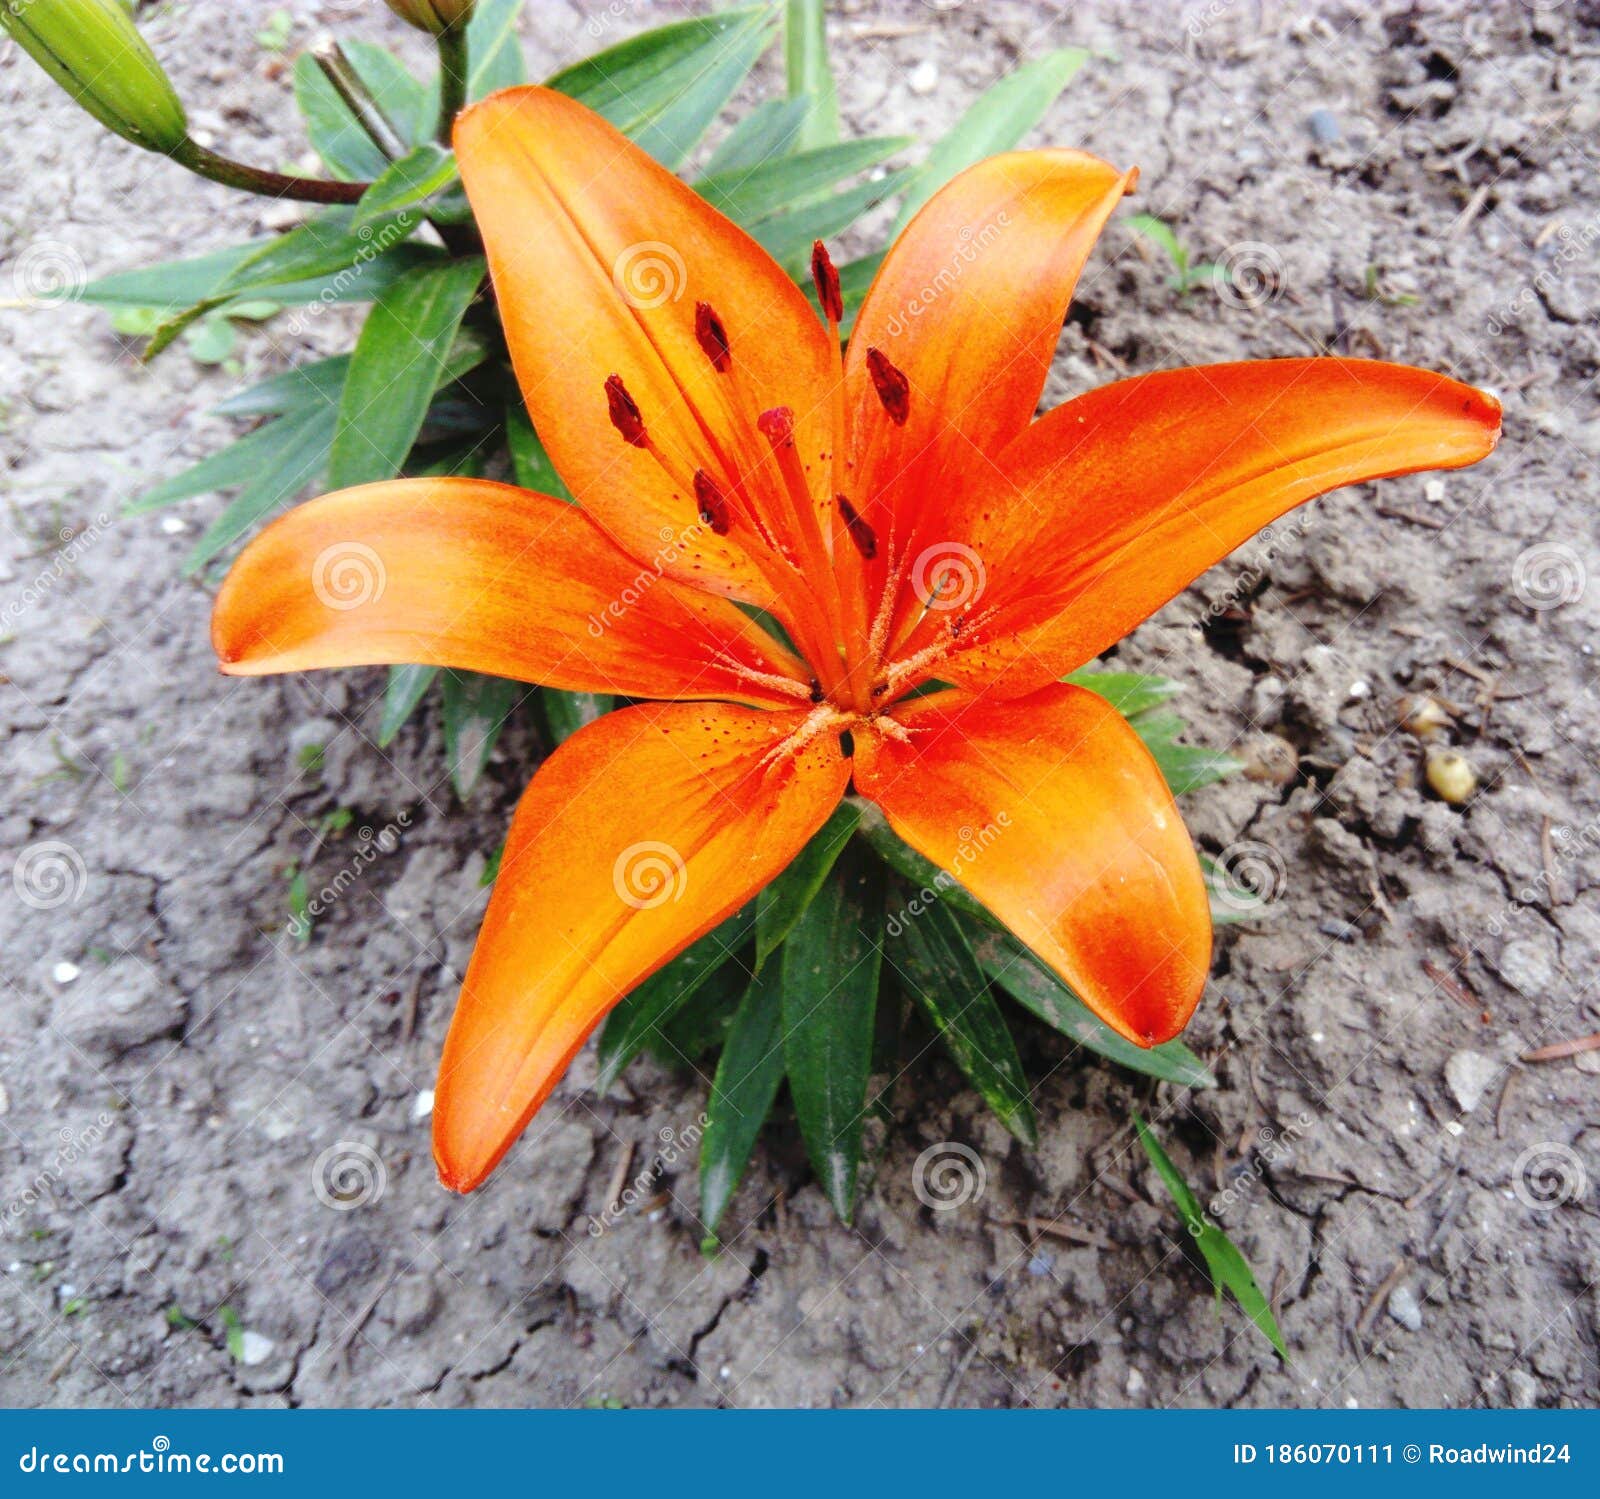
top-left (293, 44), bottom-right (426, 178)
top-left (852, 800), bottom-right (993, 926)
top-left (216, 209), bottom-right (420, 301)
top-left (783, 0), bottom-right (840, 151)
top-left (892, 899), bottom-right (1036, 1146)
top-left (354, 144), bottom-right (459, 231)
top-left (972, 927), bottom-right (1216, 1090)
top-left (211, 355), bottom-right (351, 417)
top-left (754, 800), bottom-right (860, 971)
top-left (701, 967), bottom-right (787, 1235)
top-left (891, 48), bottom-right (1088, 234)
top-left (378, 664), bottom-right (438, 747)
top-left (1065, 668), bottom-right (1184, 722)
top-left (655, 965), bottom-right (747, 1064)
top-left (128, 407), bottom-right (323, 515)
top-left (1134, 1115), bottom-right (1286, 1357)
top-left (326, 256), bottom-right (484, 490)
top-left (466, 0), bottom-right (527, 99)
top-left (441, 669), bottom-right (521, 799)
top-left (781, 852), bottom-right (882, 1221)
top-left (595, 905), bottom-right (756, 1092)
top-left (750, 168), bottom-right (914, 265)
top-left (698, 136), bottom-right (910, 225)
top-left (543, 689), bottom-right (611, 746)
top-left (701, 96), bottom-right (810, 178)
top-left (505, 402), bottom-right (573, 500)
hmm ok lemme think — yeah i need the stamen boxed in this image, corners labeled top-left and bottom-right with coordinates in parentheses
top-left (757, 406), bottom-right (795, 445)
top-left (865, 347), bottom-right (910, 426)
top-left (693, 469), bottom-right (732, 535)
top-left (837, 495), bottom-right (877, 560)
top-left (694, 301), bottom-right (730, 373)
top-left (604, 373), bottom-right (646, 446)
top-left (810, 240), bottom-right (843, 325)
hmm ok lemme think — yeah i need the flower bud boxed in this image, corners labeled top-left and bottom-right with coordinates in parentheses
top-left (383, 0), bottom-right (477, 33)
top-left (1, 0), bottom-right (187, 153)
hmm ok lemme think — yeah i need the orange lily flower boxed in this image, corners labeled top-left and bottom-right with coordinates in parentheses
top-left (212, 87), bottom-right (1500, 1193)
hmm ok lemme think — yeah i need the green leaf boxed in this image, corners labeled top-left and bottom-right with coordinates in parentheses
top-left (754, 801), bottom-right (860, 971)
top-left (892, 899), bottom-right (1036, 1146)
top-left (781, 851), bottom-right (882, 1222)
top-left (1131, 711), bottom-right (1242, 796)
top-left (971, 926), bottom-right (1216, 1090)
top-left (181, 406), bottom-right (339, 574)
top-left (354, 144), bottom-right (458, 231)
top-left (466, 0), bottom-right (527, 99)
top-left (852, 800), bottom-right (993, 926)
top-left (213, 356), bottom-right (353, 418)
top-left (701, 966), bottom-right (787, 1235)
top-left (1134, 1115), bottom-right (1286, 1358)
top-left (655, 965), bottom-right (747, 1063)
top-left (750, 168), bottom-right (913, 266)
top-left (783, 0), bottom-right (839, 152)
top-left (550, 6), bottom-right (777, 170)
top-left (441, 669), bottom-right (520, 799)
top-left (293, 51), bottom-right (392, 181)
top-left (505, 402), bottom-right (573, 500)
top-left (71, 243), bottom-right (260, 310)
top-left (1065, 668), bottom-right (1182, 722)
top-left (378, 664), bottom-right (439, 747)
top-left (216, 209), bottom-right (420, 303)
top-left (701, 97), bottom-right (810, 178)
top-left (1128, 213), bottom-right (1187, 276)
top-left (326, 256), bottom-right (484, 490)
top-left (891, 48), bottom-right (1088, 235)
top-left (141, 298), bottom-right (226, 362)
top-left (596, 906), bottom-right (756, 1092)
top-left (698, 136), bottom-right (910, 226)
top-left (542, 689), bottom-right (611, 746)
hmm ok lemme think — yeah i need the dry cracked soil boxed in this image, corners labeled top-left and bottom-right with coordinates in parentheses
top-left (1, 0), bottom-right (1598, 1409)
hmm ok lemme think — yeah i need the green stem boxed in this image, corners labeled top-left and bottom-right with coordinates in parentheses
top-left (168, 140), bottom-right (366, 204)
top-left (313, 41), bottom-right (408, 161)
top-left (435, 25), bottom-right (470, 145)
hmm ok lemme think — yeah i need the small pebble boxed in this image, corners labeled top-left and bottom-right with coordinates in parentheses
top-left (237, 1330), bottom-right (275, 1366)
top-left (1424, 478), bottom-right (1446, 502)
top-left (1027, 1253), bottom-right (1055, 1277)
top-left (908, 60), bottom-right (939, 95)
top-left (51, 961), bottom-right (80, 984)
top-left (1318, 917), bottom-right (1361, 942)
top-left (1306, 108), bottom-right (1342, 142)
top-left (1126, 1367), bottom-right (1145, 1395)
top-left (1388, 1284), bottom-right (1423, 1331)
top-left (1445, 1049), bottom-right (1499, 1113)
top-left (411, 1089), bottom-right (435, 1122)
top-left (159, 516), bottom-right (188, 534)
top-left (1426, 750), bottom-right (1477, 804)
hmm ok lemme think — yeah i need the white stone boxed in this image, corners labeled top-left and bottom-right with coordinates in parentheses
top-left (908, 61), bottom-right (939, 95)
top-left (1445, 1049), bottom-right (1499, 1112)
top-left (411, 1089), bottom-right (435, 1122)
top-left (51, 961), bottom-right (80, 984)
top-left (1387, 1284), bottom-right (1423, 1331)
top-left (237, 1331), bottom-right (275, 1366)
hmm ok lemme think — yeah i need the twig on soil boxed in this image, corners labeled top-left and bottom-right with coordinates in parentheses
top-left (1376, 504), bottom-right (1447, 530)
top-left (1446, 183), bottom-right (1492, 238)
top-left (1496, 1070), bottom-right (1518, 1139)
top-left (1522, 1033), bottom-right (1600, 1063)
top-left (1540, 815), bottom-right (1564, 907)
top-left (340, 1262), bottom-right (399, 1365)
top-left (1002, 1216), bottom-right (1115, 1252)
top-left (400, 973), bottom-right (422, 1044)
top-left (1422, 958), bottom-right (1478, 1011)
top-left (1355, 1259), bottom-right (1411, 1343)
top-left (602, 1142), bottom-right (635, 1220)
top-left (1403, 1172), bottom-right (1448, 1212)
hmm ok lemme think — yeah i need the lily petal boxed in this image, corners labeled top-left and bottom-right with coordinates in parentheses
top-left (212, 478), bottom-right (813, 708)
top-left (434, 701), bottom-right (850, 1190)
top-left (908, 359), bottom-right (1502, 697)
top-left (855, 683), bottom-right (1210, 1046)
top-left (454, 87), bottom-right (836, 623)
top-left (845, 150), bottom-right (1132, 567)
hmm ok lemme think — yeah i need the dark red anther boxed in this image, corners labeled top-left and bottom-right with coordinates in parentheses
top-left (694, 301), bottom-right (730, 372)
top-left (811, 240), bottom-right (843, 325)
top-left (604, 374), bottom-right (646, 447)
top-left (865, 348), bottom-right (910, 426)
top-left (837, 495), bottom-right (877, 560)
top-left (757, 406), bottom-right (796, 447)
top-left (693, 470), bottom-right (732, 535)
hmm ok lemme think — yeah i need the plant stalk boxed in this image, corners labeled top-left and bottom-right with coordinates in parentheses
top-left (167, 140), bottom-right (367, 204)
top-left (435, 25), bottom-right (470, 145)
top-left (312, 41), bottom-right (409, 161)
